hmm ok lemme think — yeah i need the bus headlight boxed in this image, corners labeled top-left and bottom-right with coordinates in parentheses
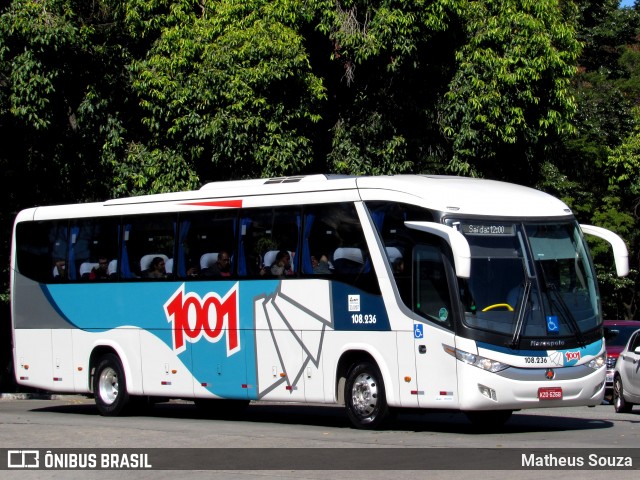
top-left (443, 345), bottom-right (510, 373)
top-left (586, 353), bottom-right (606, 370)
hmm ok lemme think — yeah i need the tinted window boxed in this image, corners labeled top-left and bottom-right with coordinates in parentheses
top-left (414, 243), bottom-right (453, 328)
top-left (121, 214), bottom-right (175, 279)
top-left (70, 217), bottom-right (120, 280)
top-left (607, 325), bottom-right (640, 347)
top-left (239, 207), bottom-right (300, 276)
top-left (16, 220), bottom-right (69, 283)
top-left (366, 201), bottom-right (435, 306)
top-left (302, 202), bottom-right (379, 293)
top-left (178, 211), bottom-right (237, 278)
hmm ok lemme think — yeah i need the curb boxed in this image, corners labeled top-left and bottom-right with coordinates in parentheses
top-left (0, 393), bottom-right (81, 400)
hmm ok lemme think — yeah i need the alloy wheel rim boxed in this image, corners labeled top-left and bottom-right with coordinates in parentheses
top-left (351, 372), bottom-right (378, 418)
top-left (98, 367), bottom-right (119, 405)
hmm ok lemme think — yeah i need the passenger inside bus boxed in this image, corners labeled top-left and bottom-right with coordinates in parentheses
top-left (311, 254), bottom-right (332, 274)
top-left (142, 256), bottom-right (167, 279)
top-left (269, 250), bottom-right (294, 277)
top-left (182, 259), bottom-right (199, 278)
top-left (392, 257), bottom-right (405, 275)
top-left (332, 247), bottom-right (366, 274)
top-left (53, 259), bottom-right (66, 280)
top-left (89, 257), bottom-right (110, 280)
top-left (79, 262), bottom-right (97, 279)
top-left (201, 251), bottom-right (232, 277)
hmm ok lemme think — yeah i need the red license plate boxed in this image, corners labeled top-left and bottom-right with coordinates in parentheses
top-left (538, 387), bottom-right (563, 400)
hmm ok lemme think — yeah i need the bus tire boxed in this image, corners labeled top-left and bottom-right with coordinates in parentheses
top-left (613, 376), bottom-right (633, 413)
top-left (93, 353), bottom-right (130, 416)
top-left (345, 362), bottom-right (389, 429)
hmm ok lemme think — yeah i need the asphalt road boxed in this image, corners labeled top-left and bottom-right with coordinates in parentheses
top-left (0, 395), bottom-right (638, 479)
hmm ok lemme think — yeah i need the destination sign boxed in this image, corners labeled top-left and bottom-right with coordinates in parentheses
top-left (461, 224), bottom-right (515, 236)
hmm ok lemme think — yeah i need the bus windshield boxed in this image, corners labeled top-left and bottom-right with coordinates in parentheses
top-left (453, 220), bottom-right (600, 342)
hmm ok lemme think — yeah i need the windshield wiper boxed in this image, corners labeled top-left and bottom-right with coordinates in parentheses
top-left (510, 280), bottom-right (531, 348)
top-left (546, 282), bottom-right (586, 346)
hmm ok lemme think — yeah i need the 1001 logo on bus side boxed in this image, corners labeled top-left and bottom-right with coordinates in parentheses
top-left (164, 283), bottom-right (240, 356)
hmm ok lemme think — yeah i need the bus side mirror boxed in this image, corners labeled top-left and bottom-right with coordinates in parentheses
top-left (580, 224), bottom-right (629, 277)
top-left (404, 221), bottom-right (471, 278)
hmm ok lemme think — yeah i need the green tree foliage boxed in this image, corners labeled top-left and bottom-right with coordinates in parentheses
top-left (310, 0), bottom-right (455, 175)
top-left (540, 0), bottom-right (640, 318)
top-left (577, 0), bottom-right (640, 74)
top-left (595, 107), bottom-right (640, 319)
top-left (312, 0), bottom-right (581, 181)
top-left (1, 0), bottom-right (586, 193)
top-left (125, 0), bottom-right (326, 182)
top-left (0, 0), bottom-right (109, 204)
top-left (440, 0), bottom-right (580, 180)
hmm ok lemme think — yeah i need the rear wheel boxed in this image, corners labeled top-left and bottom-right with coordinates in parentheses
top-left (93, 353), bottom-right (130, 416)
top-left (613, 376), bottom-right (633, 413)
top-left (345, 362), bottom-right (389, 429)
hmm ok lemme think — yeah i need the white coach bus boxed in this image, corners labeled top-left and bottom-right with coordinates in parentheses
top-left (10, 174), bottom-right (629, 428)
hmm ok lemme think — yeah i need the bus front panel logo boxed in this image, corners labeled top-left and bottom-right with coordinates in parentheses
top-left (164, 283), bottom-right (240, 356)
top-left (565, 351), bottom-right (581, 362)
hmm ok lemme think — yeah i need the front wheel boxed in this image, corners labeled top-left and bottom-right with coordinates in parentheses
top-left (345, 362), bottom-right (389, 429)
top-left (613, 376), bottom-right (633, 413)
top-left (93, 353), bottom-right (130, 416)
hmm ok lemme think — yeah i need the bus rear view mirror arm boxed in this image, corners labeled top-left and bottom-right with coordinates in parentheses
top-left (580, 224), bottom-right (629, 277)
top-left (404, 221), bottom-right (471, 278)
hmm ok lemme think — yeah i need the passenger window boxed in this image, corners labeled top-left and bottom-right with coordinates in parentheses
top-left (302, 205), bottom-right (340, 275)
top-left (178, 211), bottom-right (237, 278)
top-left (366, 201), bottom-right (435, 305)
top-left (238, 207), bottom-right (300, 276)
top-left (414, 244), bottom-right (453, 328)
top-left (121, 214), bottom-right (175, 279)
top-left (70, 217), bottom-right (120, 281)
top-left (302, 203), bottom-right (378, 294)
top-left (16, 220), bottom-right (69, 283)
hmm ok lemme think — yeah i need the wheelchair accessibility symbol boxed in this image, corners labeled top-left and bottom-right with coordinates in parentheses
top-left (546, 315), bottom-right (559, 333)
top-left (414, 324), bottom-right (424, 339)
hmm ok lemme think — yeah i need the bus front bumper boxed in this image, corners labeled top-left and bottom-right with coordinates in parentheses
top-left (456, 361), bottom-right (606, 411)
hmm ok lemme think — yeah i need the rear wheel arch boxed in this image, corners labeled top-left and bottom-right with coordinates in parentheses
top-left (89, 344), bottom-right (138, 395)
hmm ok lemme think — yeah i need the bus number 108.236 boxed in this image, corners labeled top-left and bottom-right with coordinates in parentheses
top-left (351, 314), bottom-right (377, 324)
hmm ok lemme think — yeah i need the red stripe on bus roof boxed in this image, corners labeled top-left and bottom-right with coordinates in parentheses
top-left (180, 200), bottom-right (243, 208)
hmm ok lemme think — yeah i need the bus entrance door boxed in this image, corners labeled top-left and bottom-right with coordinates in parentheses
top-left (413, 325), bottom-right (458, 408)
